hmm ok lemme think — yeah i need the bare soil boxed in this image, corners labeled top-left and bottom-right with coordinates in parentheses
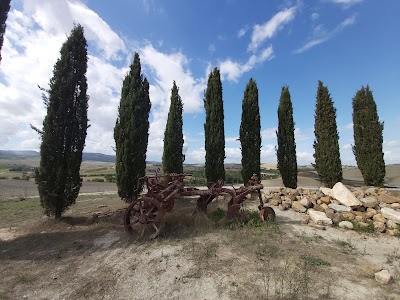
top-left (0, 194), bottom-right (399, 300)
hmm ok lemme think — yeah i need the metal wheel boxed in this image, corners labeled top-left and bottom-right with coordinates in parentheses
top-left (124, 197), bottom-right (165, 240)
top-left (260, 206), bottom-right (276, 222)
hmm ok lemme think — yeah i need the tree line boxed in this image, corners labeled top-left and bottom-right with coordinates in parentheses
top-left (30, 24), bottom-right (385, 219)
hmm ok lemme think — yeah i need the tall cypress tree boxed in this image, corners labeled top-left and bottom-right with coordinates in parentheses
top-left (352, 85), bottom-right (385, 186)
top-left (204, 67), bottom-right (225, 184)
top-left (240, 78), bottom-right (261, 184)
top-left (313, 81), bottom-right (343, 188)
top-left (114, 53), bottom-right (151, 201)
top-left (34, 24), bottom-right (89, 219)
top-left (0, 0), bottom-right (11, 63)
top-left (162, 81), bottom-right (184, 173)
top-left (276, 86), bottom-right (297, 188)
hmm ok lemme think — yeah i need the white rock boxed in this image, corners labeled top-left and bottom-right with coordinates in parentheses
top-left (381, 207), bottom-right (400, 224)
top-left (338, 221), bottom-right (353, 229)
top-left (375, 269), bottom-right (391, 284)
top-left (328, 203), bottom-right (351, 212)
top-left (360, 197), bottom-right (378, 208)
top-left (378, 193), bottom-right (400, 204)
top-left (331, 182), bottom-right (362, 207)
top-left (308, 209), bottom-right (333, 226)
top-left (300, 197), bottom-right (312, 208)
top-left (365, 187), bottom-right (377, 195)
top-left (320, 187), bottom-right (334, 197)
top-left (386, 219), bottom-right (398, 229)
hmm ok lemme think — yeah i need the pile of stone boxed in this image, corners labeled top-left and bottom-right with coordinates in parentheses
top-left (262, 182), bottom-right (400, 236)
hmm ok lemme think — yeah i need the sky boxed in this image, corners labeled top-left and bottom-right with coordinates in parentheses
top-left (0, 0), bottom-right (399, 165)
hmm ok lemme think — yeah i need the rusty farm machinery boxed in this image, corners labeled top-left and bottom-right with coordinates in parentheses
top-left (123, 173), bottom-right (275, 239)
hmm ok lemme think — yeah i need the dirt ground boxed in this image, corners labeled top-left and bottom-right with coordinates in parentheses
top-left (0, 194), bottom-right (399, 300)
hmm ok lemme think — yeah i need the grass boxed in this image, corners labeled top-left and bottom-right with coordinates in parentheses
top-left (302, 255), bottom-right (331, 266)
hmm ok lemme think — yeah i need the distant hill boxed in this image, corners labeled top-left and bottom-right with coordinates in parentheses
top-left (0, 150), bottom-right (116, 163)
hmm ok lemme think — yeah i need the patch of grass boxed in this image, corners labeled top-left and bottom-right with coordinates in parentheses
top-left (335, 239), bottom-right (355, 250)
top-left (210, 207), bottom-right (226, 223)
top-left (351, 220), bottom-right (375, 233)
top-left (302, 255), bottom-right (331, 266)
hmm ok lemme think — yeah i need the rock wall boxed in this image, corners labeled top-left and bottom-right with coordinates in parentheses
top-left (261, 182), bottom-right (400, 236)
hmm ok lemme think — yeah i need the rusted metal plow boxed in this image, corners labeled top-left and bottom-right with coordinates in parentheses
top-left (123, 173), bottom-right (275, 239)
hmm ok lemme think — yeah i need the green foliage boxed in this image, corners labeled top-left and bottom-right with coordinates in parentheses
top-left (276, 86), bottom-right (297, 188)
top-left (352, 86), bottom-right (385, 186)
top-left (204, 67), bottom-right (225, 184)
top-left (104, 174), bottom-right (116, 183)
top-left (302, 255), bottom-right (331, 266)
top-left (34, 24), bottom-right (89, 219)
top-left (0, 0), bottom-right (11, 63)
top-left (313, 81), bottom-right (343, 188)
top-left (162, 81), bottom-right (184, 173)
top-left (240, 78), bottom-right (261, 184)
top-left (114, 53), bottom-right (151, 201)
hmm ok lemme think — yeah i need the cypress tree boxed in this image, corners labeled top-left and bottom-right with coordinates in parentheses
top-left (204, 67), bottom-right (225, 184)
top-left (313, 81), bottom-right (343, 188)
top-left (240, 78), bottom-right (261, 184)
top-left (34, 24), bottom-right (89, 219)
top-left (352, 85), bottom-right (385, 186)
top-left (0, 0), bottom-right (11, 63)
top-left (276, 86), bottom-right (297, 188)
top-left (114, 53), bottom-right (151, 201)
top-left (162, 81), bottom-right (184, 173)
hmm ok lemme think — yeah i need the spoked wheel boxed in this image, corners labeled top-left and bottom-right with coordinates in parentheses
top-left (260, 206), bottom-right (276, 222)
top-left (124, 197), bottom-right (166, 240)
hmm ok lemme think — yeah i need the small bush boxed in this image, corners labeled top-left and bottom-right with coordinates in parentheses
top-left (0, 176), bottom-right (7, 180)
top-left (89, 178), bottom-right (105, 182)
top-left (302, 255), bottom-right (331, 266)
top-left (12, 176), bottom-right (21, 180)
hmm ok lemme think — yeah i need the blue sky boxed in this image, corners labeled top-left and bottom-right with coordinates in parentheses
top-left (0, 0), bottom-right (399, 165)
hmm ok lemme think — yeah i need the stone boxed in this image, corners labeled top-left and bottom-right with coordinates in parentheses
top-left (378, 193), bottom-right (400, 204)
top-left (320, 203), bottom-right (329, 211)
top-left (331, 213), bottom-right (342, 225)
top-left (300, 197), bottom-right (312, 208)
top-left (342, 212), bottom-right (355, 220)
top-left (320, 187), bottom-right (334, 197)
top-left (360, 196), bottom-right (378, 208)
top-left (302, 215), bottom-right (311, 224)
top-left (353, 206), bottom-right (366, 212)
top-left (339, 221), bottom-right (353, 230)
top-left (353, 189), bottom-right (365, 199)
top-left (270, 199), bottom-right (280, 206)
top-left (287, 194), bottom-right (297, 201)
top-left (360, 262), bottom-right (381, 276)
top-left (388, 229), bottom-right (399, 236)
top-left (379, 203), bottom-right (389, 208)
top-left (390, 203), bottom-right (400, 209)
top-left (325, 208), bottom-right (335, 219)
top-left (381, 207), bottom-right (400, 224)
top-left (373, 221), bottom-right (386, 233)
top-left (357, 221), bottom-right (370, 228)
top-left (355, 215), bottom-right (364, 222)
top-left (365, 187), bottom-right (377, 195)
top-left (308, 209), bottom-right (333, 226)
top-left (365, 211), bottom-right (375, 220)
top-left (375, 270), bottom-right (391, 285)
top-left (292, 201), bottom-right (307, 213)
top-left (307, 221), bottom-right (326, 230)
top-left (320, 196), bottom-right (331, 205)
top-left (313, 205), bottom-right (325, 212)
top-left (281, 201), bottom-right (291, 210)
top-left (331, 182), bottom-right (362, 207)
top-left (386, 219), bottom-right (398, 229)
top-left (328, 203), bottom-right (351, 212)
top-left (372, 214), bottom-right (386, 224)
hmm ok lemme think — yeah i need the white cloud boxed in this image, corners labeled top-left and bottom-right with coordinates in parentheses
top-left (248, 6), bottom-right (297, 52)
top-left (139, 43), bottom-right (207, 160)
top-left (261, 128), bottom-right (277, 140)
top-left (237, 26), bottom-right (247, 38)
top-left (327, 0), bottom-right (363, 9)
top-left (295, 128), bottom-right (313, 142)
top-left (226, 137), bottom-right (239, 143)
top-left (294, 14), bottom-right (357, 54)
top-left (311, 12), bottom-right (319, 21)
top-left (219, 46), bottom-right (274, 82)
